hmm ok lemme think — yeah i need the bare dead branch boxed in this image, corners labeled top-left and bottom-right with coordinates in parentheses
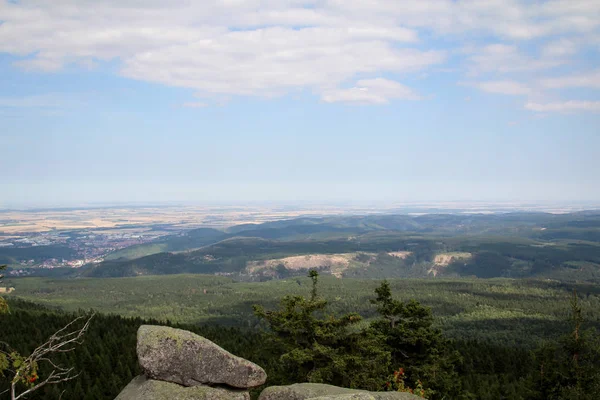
top-left (9, 313), bottom-right (94, 400)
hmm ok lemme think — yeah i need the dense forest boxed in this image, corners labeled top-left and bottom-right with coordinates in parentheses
top-left (6, 274), bottom-right (600, 347)
top-left (82, 212), bottom-right (600, 281)
top-left (2, 212), bottom-right (600, 398)
top-left (2, 272), bottom-right (600, 399)
top-left (5, 212), bottom-right (600, 282)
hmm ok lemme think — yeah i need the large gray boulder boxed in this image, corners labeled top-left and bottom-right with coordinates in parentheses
top-left (115, 375), bottom-right (250, 400)
top-left (258, 383), bottom-right (421, 400)
top-left (137, 325), bottom-right (267, 389)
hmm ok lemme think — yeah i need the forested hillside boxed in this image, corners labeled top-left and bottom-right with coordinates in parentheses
top-left (2, 281), bottom-right (599, 399)
top-left (74, 212), bottom-right (600, 281)
top-left (5, 212), bottom-right (598, 282)
top-left (0, 300), bottom-right (269, 400)
top-left (3, 212), bottom-right (600, 398)
top-left (6, 275), bottom-right (600, 347)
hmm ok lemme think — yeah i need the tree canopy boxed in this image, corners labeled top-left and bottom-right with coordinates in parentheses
top-left (253, 270), bottom-right (390, 390)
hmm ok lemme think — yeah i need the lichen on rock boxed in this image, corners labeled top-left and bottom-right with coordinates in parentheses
top-left (137, 325), bottom-right (267, 389)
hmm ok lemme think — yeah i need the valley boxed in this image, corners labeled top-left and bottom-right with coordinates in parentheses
top-left (3, 207), bottom-right (600, 399)
top-left (3, 209), bottom-right (600, 283)
top-left (5, 274), bottom-right (600, 348)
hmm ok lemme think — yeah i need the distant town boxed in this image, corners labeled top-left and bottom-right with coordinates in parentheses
top-left (2, 202), bottom-right (598, 276)
top-left (1, 228), bottom-right (168, 274)
top-left (0, 204), bottom-right (369, 274)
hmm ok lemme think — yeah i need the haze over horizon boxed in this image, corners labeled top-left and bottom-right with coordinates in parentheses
top-left (1, 1), bottom-right (599, 206)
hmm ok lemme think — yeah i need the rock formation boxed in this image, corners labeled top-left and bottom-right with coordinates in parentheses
top-left (115, 375), bottom-right (250, 400)
top-left (115, 325), bottom-right (266, 400)
top-left (115, 325), bottom-right (422, 400)
top-left (258, 383), bottom-right (420, 400)
top-left (137, 325), bottom-right (266, 388)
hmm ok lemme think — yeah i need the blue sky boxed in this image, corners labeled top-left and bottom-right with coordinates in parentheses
top-left (1, 0), bottom-right (599, 207)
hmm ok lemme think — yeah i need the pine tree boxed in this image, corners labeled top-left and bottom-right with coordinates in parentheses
top-left (530, 290), bottom-right (600, 400)
top-left (253, 270), bottom-right (390, 390)
top-left (371, 280), bottom-right (462, 399)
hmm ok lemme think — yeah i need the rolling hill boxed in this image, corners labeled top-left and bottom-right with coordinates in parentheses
top-left (82, 212), bottom-right (600, 281)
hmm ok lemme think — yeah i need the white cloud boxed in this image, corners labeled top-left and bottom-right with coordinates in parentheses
top-left (540, 70), bottom-right (600, 89)
top-left (0, 0), bottom-right (599, 103)
top-left (321, 78), bottom-right (421, 104)
top-left (329, 0), bottom-right (600, 39)
top-left (119, 34), bottom-right (445, 97)
top-left (541, 38), bottom-right (579, 57)
top-left (181, 102), bottom-right (209, 108)
top-left (0, 0), bottom-right (437, 102)
top-left (466, 44), bottom-right (564, 74)
top-left (467, 80), bottom-right (531, 95)
top-left (525, 100), bottom-right (600, 113)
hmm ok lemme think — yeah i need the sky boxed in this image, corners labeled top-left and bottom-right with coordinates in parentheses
top-left (1, 0), bottom-right (599, 207)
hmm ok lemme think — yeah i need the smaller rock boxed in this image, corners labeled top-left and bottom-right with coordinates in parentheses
top-left (115, 375), bottom-right (250, 400)
top-left (259, 383), bottom-right (354, 400)
top-left (308, 395), bottom-right (376, 400)
top-left (258, 383), bottom-right (421, 400)
top-left (137, 325), bottom-right (267, 389)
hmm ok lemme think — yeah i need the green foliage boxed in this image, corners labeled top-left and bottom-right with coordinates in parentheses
top-left (253, 270), bottom-right (390, 390)
top-left (0, 264), bottom-right (8, 315)
top-left (371, 281), bottom-right (462, 399)
top-left (104, 228), bottom-right (226, 261)
top-left (75, 211), bottom-right (600, 281)
top-left (9, 351), bottom-right (39, 389)
top-left (530, 291), bottom-right (600, 399)
top-left (0, 309), bottom-right (94, 399)
top-left (0, 246), bottom-right (76, 268)
top-left (8, 274), bottom-right (600, 347)
top-left (254, 273), bottom-right (465, 396)
top-left (2, 281), bottom-right (600, 399)
top-left (385, 368), bottom-right (428, 398)
top-left (0, 299), bottom-right (271, 400)
top-left (0, 265), bottom-right (7, 379)
top-left (0, 354), bottom-right (8, 378)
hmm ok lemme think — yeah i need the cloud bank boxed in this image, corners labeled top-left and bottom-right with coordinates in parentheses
top-left (0, 0), bottom-right (599, 107)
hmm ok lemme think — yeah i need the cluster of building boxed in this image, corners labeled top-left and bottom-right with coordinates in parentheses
top-left (0, 228), bottom-right (169, 271)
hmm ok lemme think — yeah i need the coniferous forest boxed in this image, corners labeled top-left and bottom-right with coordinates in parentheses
top-left (2, 213), bottom-right (600, 399)
top-left (2, 271), bottom-right (600, 399)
